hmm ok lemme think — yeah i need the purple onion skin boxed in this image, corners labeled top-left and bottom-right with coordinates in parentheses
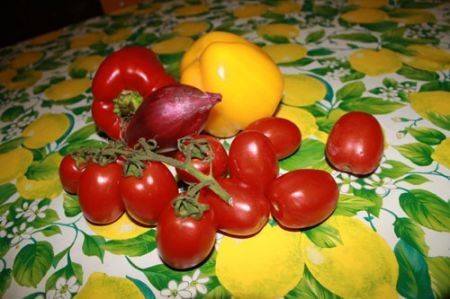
top-left (125, 84), bottom-right (221, 151)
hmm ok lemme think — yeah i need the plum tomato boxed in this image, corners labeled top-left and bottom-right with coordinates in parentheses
top-left (267, 169), bottom-right (339, 229)
top-left (246, 117), bottom-right (301, 159)
top-left (120, 161), bottom-right (178, 226)
top-left (156, 205), bottom-right (216, 269)
top-left (326, 111), bottom-right (384, 175)
top-left (199, 178), bottom-right (270, 237)
top-left (59, 154), bottom-right (87, 194)
top-left (175, 135), bottom-right (228, 184)
top-left (228, 131), bottom-right (279, 193)
top-left (78, 162), bottom-right (125, 225)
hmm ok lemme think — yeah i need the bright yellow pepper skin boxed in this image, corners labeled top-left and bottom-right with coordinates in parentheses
top-left (180, 31), bottom-right (283, 137)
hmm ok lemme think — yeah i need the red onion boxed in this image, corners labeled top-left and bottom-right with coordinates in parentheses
top-left (125, 84), bottom-right (221, 151)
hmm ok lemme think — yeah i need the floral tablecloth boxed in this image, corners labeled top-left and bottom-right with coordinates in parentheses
top-left (0, 0), bottom-right (449, 298)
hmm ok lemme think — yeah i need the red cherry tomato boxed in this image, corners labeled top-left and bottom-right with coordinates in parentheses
top-left (200, 178), bottom-right (270, 237)
top-left (175, 135), bottom-right (228, 184)
top-left (267, 169), bottom-right (339, 229)
top-left (59, 155), bottom-right (88, 194)
top-left (120, 162), bottom-right (178, 226)
top-left (246, 117), bottom-right (302, 159)
top-left (78, 163), bottom-right (125, 225)
top-left (156, 206), bottom-right (216, 269)
top-left (326, 111), bottom-right (384, 175)
top-left (228, 131), bottom-right (279, 193)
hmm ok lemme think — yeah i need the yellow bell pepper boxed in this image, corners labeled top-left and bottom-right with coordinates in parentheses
top-left (180, 31), bottom-right (283, 137)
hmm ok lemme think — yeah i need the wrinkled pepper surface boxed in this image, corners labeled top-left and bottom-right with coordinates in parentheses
top-left (91, 46), bottom-right (176, 139)
top-left (180, 31), bottom-right (283, 138)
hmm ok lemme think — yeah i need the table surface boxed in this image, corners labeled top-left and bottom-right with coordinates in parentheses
top-left (1, 0), bottom-right (449, 298)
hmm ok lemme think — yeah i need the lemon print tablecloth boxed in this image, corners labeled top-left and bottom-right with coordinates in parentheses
top-left (0, 0), bottom-right (449, 298)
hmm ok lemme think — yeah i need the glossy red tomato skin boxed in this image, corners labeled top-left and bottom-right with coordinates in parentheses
top-left (120, 162), bottom-right (178, 226)
top-left (59, 155), bottom-right (87, 194)
top-left (228, 131), bottom-right (279, 193)
top-left (157, 206), bottom-right (216, 269)
top-left (246, 117), bottom-right (302, 159)
top-left (175, 135), bottom-right (228, 183)
top-left (78, 163), bottom-right (125, 225)
top-left (267, 169), bottom-right (339, 229)
top-left (200, 178), bottom-right (270, 237)
top-left (326, 111), bottom-right (384, 176)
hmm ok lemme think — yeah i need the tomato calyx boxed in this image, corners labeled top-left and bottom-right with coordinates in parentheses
top-left (172, 185), bottom-right (210, 220)
top-left (112, 90), bottom-right (144, 119)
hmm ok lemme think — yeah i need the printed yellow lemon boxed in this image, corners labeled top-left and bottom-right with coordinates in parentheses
top-left (22, 113), bottom-right (71, 149)
top-left (349, 48), bottom-right (402, 76)
top-left (347, 0), bottom-right (388, 8)
top-left (262, 43), bottom-right (307, 64)
top-left (389, 9), bottom-right (436, 25)
top-left (233, 3), bottom-right (268, 18)
top-left (10, 51), bottom-right (44, 69)
top-left (283, 74), bottom-right (326, 106)
top-left (399, 45), bottom-right (450, 71)
top-left (102, 28), bottom-right (133, 44)
top-left (0, 147), bottom-right (33, 184)
top-left (276, 105), bottom-right (318, 139)
top-left (44, 78), bottom-right (91, 101)
top-left (341, 8), bottom-right (388, 23)
top-left (74, 272), bottom-right (144, 299)
top-left (71, 32), bottom-right (104, 49)
top-left (432, 138), bottom-right (450, 169)
top-left (301, 216), bottom-right (398, 299)
top-left (257, 23), bottom-right (300, 39)
top-left (173, 21), bottom-right (210, 37)
top-left (216, 224), bottom-right (304, 299)
top-left (409, 91), bottom-right (450, 120)
top-left (88, 213), bottom-right (151, 240)
top-left (28, 30), bottom-right (61, 45)
top-left (269, 2), bottom-right (301, 14)
top-left (174, 4), bottom-right (208, 17)
top-left (69, 55), bottom-right (104, 73)
top-left (1, 70), bottom-right (42, 90)
top-left (151, 36), bottom-right (194, 55)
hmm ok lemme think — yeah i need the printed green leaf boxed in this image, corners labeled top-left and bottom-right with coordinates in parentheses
top-left (31, 209), bottom-right (60, 229)
top-left (66, 124), bottom-right (97, 144)
top-left (204, 285), bottom-right (232, 299)
top-left (40, 225), bottom-right (62, 237)
top-left (383, 77), bottom-right (399, 88)
top-left (52, 246), bottom-right (70, 268)
top-left (127, 276), bottom-right (156, 299)
top-left (336, 81), bottom-right (365, 101)
top-left (394, 218), bottom-right (429, 256)
top-left (395, 143), bottom-right (434, 166)
top-left (138, 264), bottom-right (184, 291)
top-left (399, 189), bottom-right (450, 232)
top-left (82, 233), bottom-right (105, 262)
top-left (45, 262), bottom-right (83, 291)
top-left (263, 34), bottom-right (289, 44)
top-left (33, 84), bottom-right (50, 94)
top-left (63, 194), bottom-right (81, 217)
top-left (0, 238), bottom-right (10, 258)
top-left (279, 139), bottom-right (325, 171)
top-left (340, 70), bottom-right (365, 82)
top-left (401, 174), bottom-right (430, 185)
top-left (420, 81), bottom-right (450, 92)
top-left (334, 194), bottom-right (375, 216)
top-left (307, 48), bottom-right (334, 56)
top-left (0, 183), bottom-right (16, 205)
top-left (313, 5), bottom-right (338, 17)
top-left (397, 65), bottom-right (439, 81)
top-left (305, 30), bottom-right (325, 43)
top-left (13, 241), bottom-right (54, 287)
top-left (69, 68), bottom-right (87, 79)
top-left (426, 112), bottom-right (450, 131)
top-left (379, 160), bottom-right (413, 178)
top-left (25, 153), bottom-right (61, 180)
top-left (331, 33), bottom-right (378, 43)
top-left (103, 230), bottom-right (156, 256)
top-left (1, 106), bottom-right (25, 122)
top-left (361, 21), bottom-right (398, 32)
top-left (286, 267), bottom-right (339, 299)
top-left (353, 188), bottom-right (382, 217)
top-left (394, 240), bottom-right (434, 299)
top-left (304, 223), bottom-right (343, 248)
top-left (426, 256), bottom-right (450, 299)
top-left (316, 118), bottom-right (335, 133)
top-left (0, 269), bottom-right (12, 297)
top-left (406, 127), bottom-right (446, 145)
top-left (59, 139), bottom-right (106, 156)
top-left (35, 59), bottom-right (64, 71)
top-left (279, 57), bottom-right (314, 67)
top-left (340, 97), bottom-right (404, 114)
top-left (0, 137), bottom-right (26, 154)
top-left (135, 33), bottom-right (158, 46)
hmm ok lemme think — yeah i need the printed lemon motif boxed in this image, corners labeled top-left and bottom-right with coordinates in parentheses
top-left (341, 8), bottom-right (388, 23)
top-left (283, 74), bottom-right (327, 106)
top-left (0, 147), bottom-right (33, 184)
top-left (0, 69), bottom-right (15, 85)
top-left (22, 113), bottom-right (71, 149)
top-left (134, 3), bottom-right (162, 15)
top-left (71, 32), bottom-right (104, 49)
top-left (347, 0), bottom-right (388, 8)
top-left (74, 272), bottom-right (144, 299)
top-left (216, 224), bottom-right (304, 299)
top-left (262, 43), bottom-right (307, 64)
top-left (275, 104), bottom-right (318, 139)
top-left (102, 28), bottom-right (133, 44)
top-left (44, 78), bottom-right (91, 101)
top-left (10, 51), bottom-right (44, 69)
top-left (233, 3), bottom-right (268, 18)
top-left (0, 69), bottom-right (42, 90)
top-left (389, 9), bottom-right (436, 25)
top-left (269, 2), bottom-right (301, 14)
top-left (69, 55), bottom-right (104, 73)
top-left (409, 91), bottom-right (450, 120)
top-left (399, 45), bottom-right (450, 71)
top-left (88, 213), bottom-right (151, 240)
top-left (174, 4), bottom-right (208, 17)
top-left (257, 23), bottom-right (300, 39)
top-left (301, 216), bottom-right (398, 299)
top-left (151, 36), bottom-right (194, 55)
top-left (432, 138), bottom-right (450, 169)
top-left (28, 30), bottom-right (61, 45)
top-left (349, 48), bottom-right (402, 76)
top-left (17, 153), bottom-right (63, 200)
top-left (173, 21), bottom-right (210, 37)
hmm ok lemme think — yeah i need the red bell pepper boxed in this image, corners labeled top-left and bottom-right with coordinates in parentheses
top-left (91, 46), bottom-right (176, 139)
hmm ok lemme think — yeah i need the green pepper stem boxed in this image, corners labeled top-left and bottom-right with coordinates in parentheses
top-left (113, 90), bottom-right (144, 118)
